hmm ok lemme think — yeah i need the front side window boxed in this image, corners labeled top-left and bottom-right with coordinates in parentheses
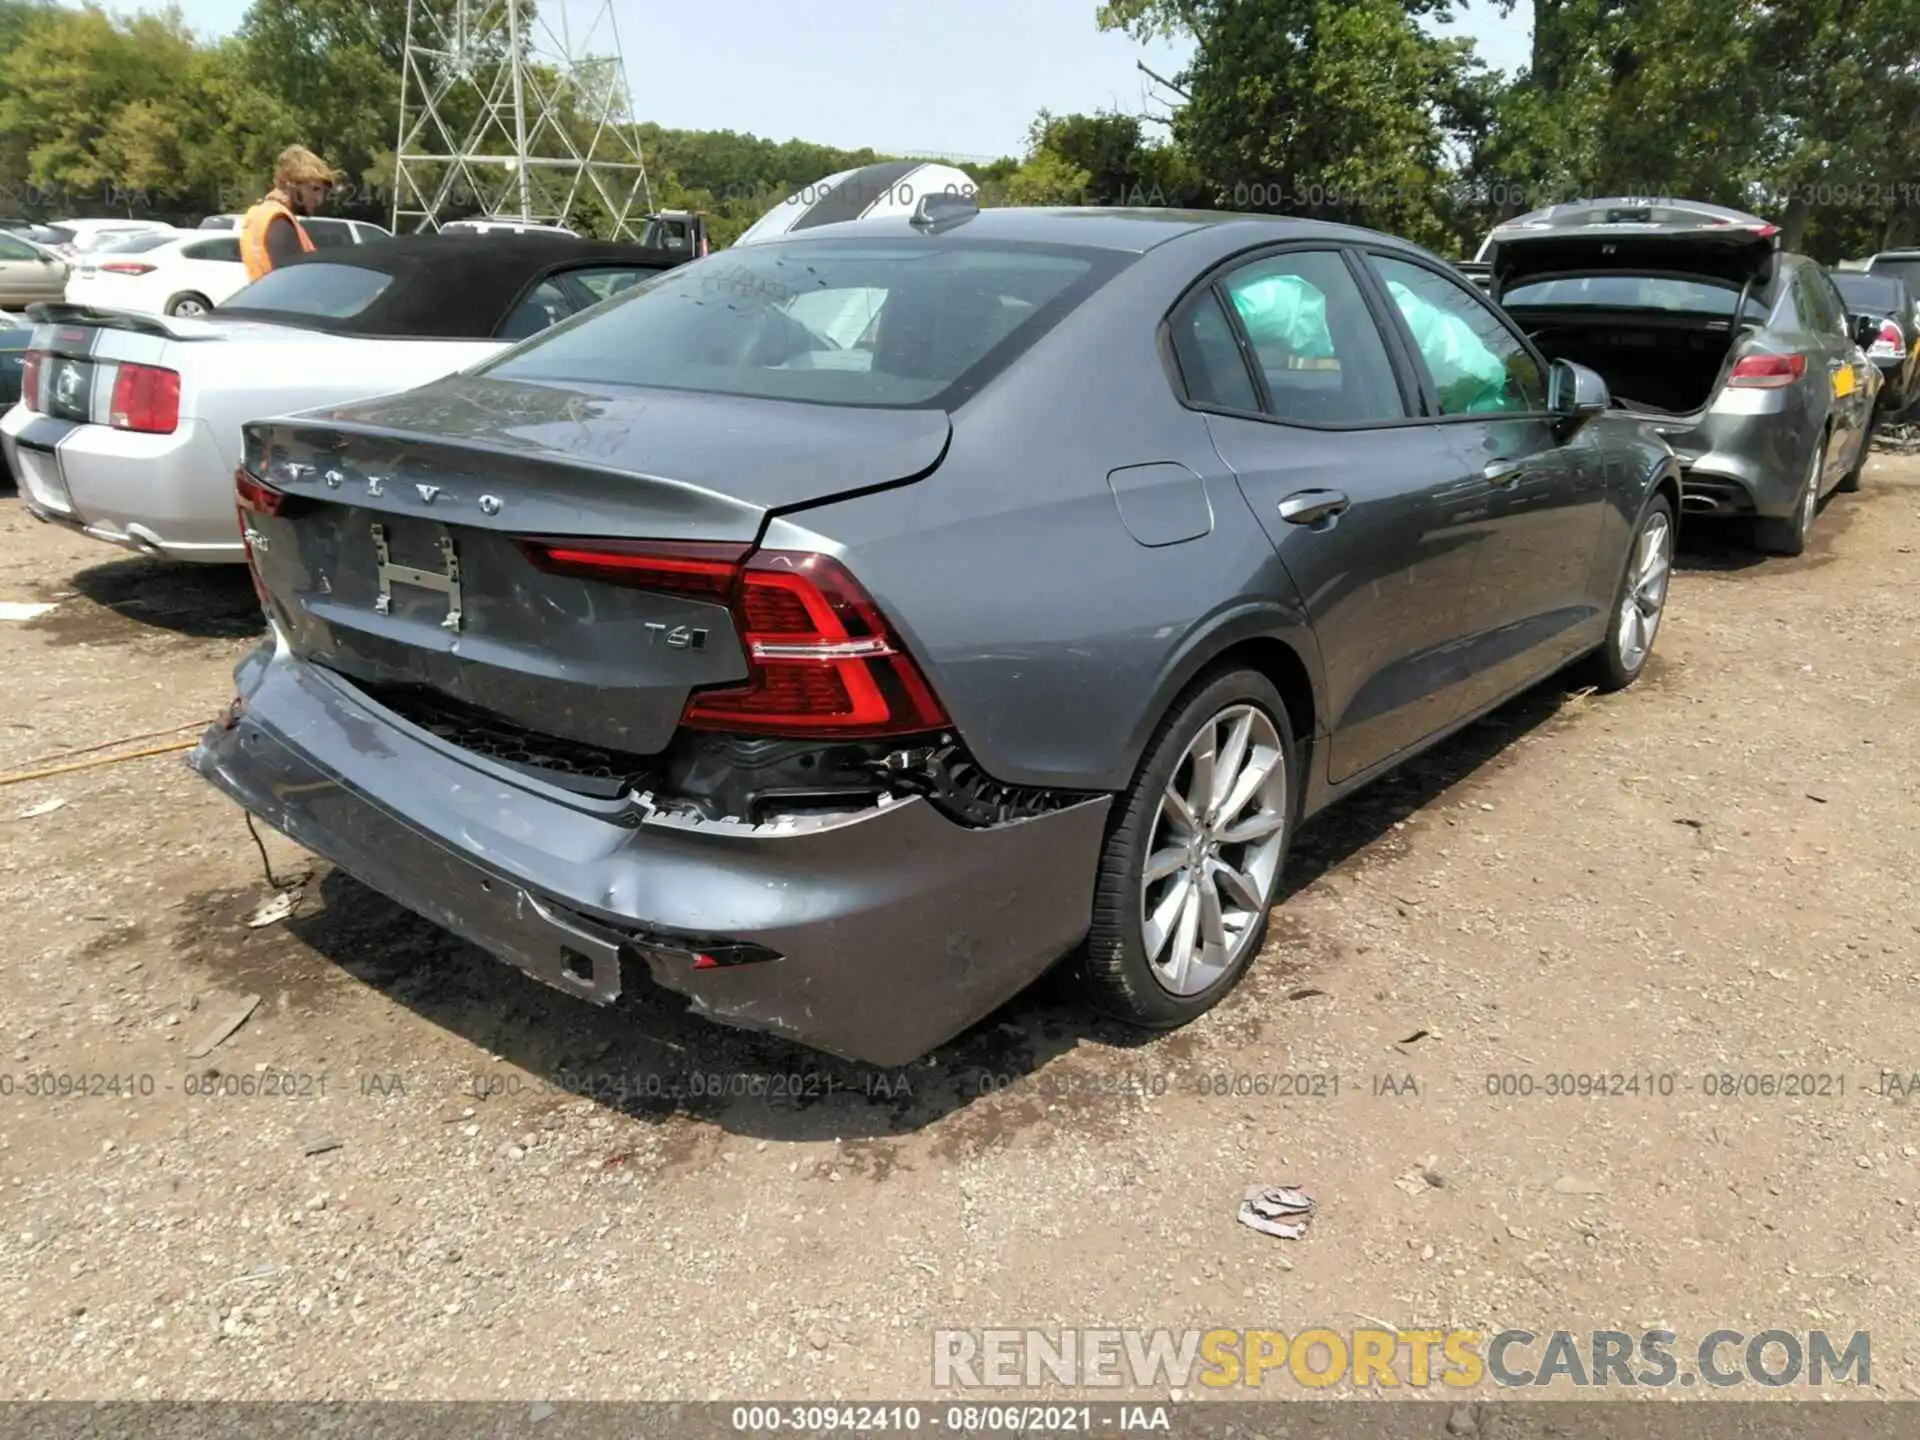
top-left (482, 239), bottom-right (1123, 407)
top-left (222, 262), bottom-right (393, 319)
top-left (1217, 250), bottom-right (1405, 424)
top-left (0, 233), bottom-right (36, 261)
top-left (1371, 254), bottom-right (1546, 415)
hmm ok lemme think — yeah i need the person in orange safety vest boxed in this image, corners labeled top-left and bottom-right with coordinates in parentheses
top-left (239, 146), bottom-right (342, 281)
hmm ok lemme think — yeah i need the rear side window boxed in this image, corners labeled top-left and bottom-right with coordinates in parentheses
top-left (183, 238), bottom-right (242, 263)
top-left (572, 266), bottom-right (651, 302)
top-left (1217, 251), bottom-right (1405, 424)
top-left (1170, 292), bottom-right (1259, 413)
top-left (222, 262), bottom-right (393, 318)
top-left (481, 239), bottom-right (1123, 407)
top-left (497, 278), bottom-right (574, 340)
top-left (0, 233), bottom-right (36, 261)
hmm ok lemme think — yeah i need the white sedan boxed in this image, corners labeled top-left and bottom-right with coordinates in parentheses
top-left (63, 231), bottom-right (249, 318)
top-left (3, 233), bottom-right (671, 563)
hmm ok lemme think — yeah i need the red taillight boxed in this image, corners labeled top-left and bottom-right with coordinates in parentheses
top-left (108, 362), bottom-right (179, 433)
top-left (515, 539), bottom-right (952, 738)
top-left (1878, 321), bottom-right (1903, 348)
top-left (19, 349), bottom-right (43, 411)
top-left (521, 539), bottom-right (748, 599)
top-left (1727, 353), bottom-right (1806, 389)
top-left (234, 467), bottom-right (287, 603)
top-left (98, 261), bottom-right (155, 276)
top-left (235, 469), bottom-right (288, 516)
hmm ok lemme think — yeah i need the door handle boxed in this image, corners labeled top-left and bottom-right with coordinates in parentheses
top-left (1277, 489), bottom-right (1349, 526)
top-left (1482, 459), bottom-right (1526, 487)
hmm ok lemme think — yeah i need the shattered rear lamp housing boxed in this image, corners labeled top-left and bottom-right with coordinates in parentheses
top-left (514, 539), bottom-right (952, 739)
top-left (233, 466), bottom-right (293, 604)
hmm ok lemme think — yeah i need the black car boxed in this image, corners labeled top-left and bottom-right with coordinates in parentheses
top-left (0, 310), bottom-right (26, 482)
top-left (1863, 251), bottom-right (1920, 324)
top-left (1830, 269), bottom-right (1919, 420)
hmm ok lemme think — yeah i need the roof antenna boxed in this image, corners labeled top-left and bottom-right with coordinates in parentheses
top-left (910, 191), bottom-right (979, 232)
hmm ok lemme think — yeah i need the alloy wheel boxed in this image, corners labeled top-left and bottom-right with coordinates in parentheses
top-left (1139, 704), bottom-right (1288, 997)
top-left (171, 298), bottom-right (207, 317)
top-left (1617, 511), bottom-right (1672, 673)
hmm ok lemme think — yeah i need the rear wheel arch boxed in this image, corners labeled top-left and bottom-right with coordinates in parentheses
top-left (1652, 462), bottom-right (1682, 521)
top-left (1118, 615), bottom-right (1322, 791)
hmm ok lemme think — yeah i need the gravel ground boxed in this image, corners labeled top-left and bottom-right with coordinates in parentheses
top-left (0, 453), bottom-right (1916, 1405)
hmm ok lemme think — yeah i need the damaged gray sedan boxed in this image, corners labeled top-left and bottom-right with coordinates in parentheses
top-left (193, 202), bottom-right (1679, 1064)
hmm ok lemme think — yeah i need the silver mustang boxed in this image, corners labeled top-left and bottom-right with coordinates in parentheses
top-left (3, 236), bottom-right (669, 563)
top-left (192, 202), bottom-right (1680, 1064)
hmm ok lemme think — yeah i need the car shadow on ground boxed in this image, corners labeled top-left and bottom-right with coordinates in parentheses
top-left (187, 669), bottom-right (1575, 1144)
top-left (1673, 515), bottom-right (1770, 573)
top-left (64, 555), bottom-right (265, 641)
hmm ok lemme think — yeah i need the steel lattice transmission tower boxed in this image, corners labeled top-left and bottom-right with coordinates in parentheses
top-left (392, 0), bottom-right (654, 237)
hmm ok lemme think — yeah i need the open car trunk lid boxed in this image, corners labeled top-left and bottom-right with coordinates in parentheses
top-left (239, 374), bottom-right (951, 758)
top-left (1487, 205), bottom-right (1781, 298)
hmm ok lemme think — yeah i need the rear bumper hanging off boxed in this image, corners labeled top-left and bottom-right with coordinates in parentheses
top-left (188, 641), bottom-right (1110, 1065)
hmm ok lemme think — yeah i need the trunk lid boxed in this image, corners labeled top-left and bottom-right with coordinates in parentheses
top-left (21, 305), bottom-right (494, 426)
top-left (241, 375), bottom-right (951, 757)
top-left (1488, 202), bottom-right (1781, 297)
top-left (21, 304), bottom-right (225, 424)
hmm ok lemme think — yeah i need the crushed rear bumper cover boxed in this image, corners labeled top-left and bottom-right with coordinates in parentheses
top-left (188, 640), bottom-right (1110, 1066)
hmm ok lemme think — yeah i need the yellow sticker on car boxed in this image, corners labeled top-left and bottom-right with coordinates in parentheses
top-left (1833, 366), bottom-right (1855, 398)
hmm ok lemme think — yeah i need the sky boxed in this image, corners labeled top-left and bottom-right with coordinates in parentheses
top-left (111, 0), bottom-right (1535, 161)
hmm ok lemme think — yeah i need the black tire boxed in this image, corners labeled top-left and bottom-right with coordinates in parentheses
top-left (1583, 492), bottom-right (1675, 693)
top-left (1753, 431), bottom-right (1825, 556)
top-left (166, 292), bottom-right (212, 318)
top-left (1082, 667), bottom-right (1298, 1029)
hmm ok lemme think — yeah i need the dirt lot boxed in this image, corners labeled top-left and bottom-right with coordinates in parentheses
top-left (0, 453), bottom-right (1917, 1405)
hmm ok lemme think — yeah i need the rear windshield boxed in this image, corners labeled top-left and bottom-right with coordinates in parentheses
top-left (480, 238), bottom-right (1122, 407)
top-left (1867, 258), bottom-right (1920, 294)
top-left (1830, 273), bottom-right (1904, 314)
top-left (92, 232), bottom-right (176, 256)
top-left (221, 262), bottom-right (394, 319)
top-left (1504, 274), bottom-right (1766, 319)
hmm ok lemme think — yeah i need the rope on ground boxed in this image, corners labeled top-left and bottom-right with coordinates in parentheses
top-left (5, 717), bottom-right (213, 777)
top-left (0, 736), bottom-right (200, 788)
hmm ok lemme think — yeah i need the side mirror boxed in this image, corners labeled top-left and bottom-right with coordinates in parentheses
top-left (1851, 313), bottom-right (1882, 348)
top-left (1549, 358), bottom-right (1609, 431)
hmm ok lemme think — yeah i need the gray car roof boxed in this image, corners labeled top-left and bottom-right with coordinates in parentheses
top-left (773, 205), bottom-right (1426, 257)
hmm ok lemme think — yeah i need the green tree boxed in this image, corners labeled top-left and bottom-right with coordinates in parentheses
top-left (1099, 0), bottom-right (1476, 248)
top-left (237, 0), bottom-right (413, 208)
